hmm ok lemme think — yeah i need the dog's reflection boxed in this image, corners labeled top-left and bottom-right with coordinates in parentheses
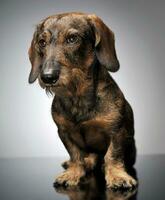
top-left (54, 168), bottom-right (138, 200)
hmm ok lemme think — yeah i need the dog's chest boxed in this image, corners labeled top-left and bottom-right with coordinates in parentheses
top-left (63, 116), bottom-right (110, 153)
top-left (64, 94), bottom-right (95, 122)
top-left (53, 95), bottom-right (109, 153)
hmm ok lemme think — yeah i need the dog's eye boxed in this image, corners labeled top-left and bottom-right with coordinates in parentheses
top-left (38, 39), bottom-right (46, 48)
top-left (66, 35), bottom-right (79, 44)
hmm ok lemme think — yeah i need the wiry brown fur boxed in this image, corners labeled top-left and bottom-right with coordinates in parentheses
top-left (28, 12), bottom-right (137, 189)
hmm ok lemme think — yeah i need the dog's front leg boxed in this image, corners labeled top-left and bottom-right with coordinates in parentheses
top-left (55, 127), bottom-right (85, 187)
top-left (104, 128), bottom-right (137, 189)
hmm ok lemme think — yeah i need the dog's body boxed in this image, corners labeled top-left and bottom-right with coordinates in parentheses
top-left (28, 12), bottom-right (137, 189)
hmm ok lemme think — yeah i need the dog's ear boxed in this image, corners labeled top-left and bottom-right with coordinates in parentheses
top-left (28, 31), bottom-right (42, 84)
top-left (88, 14), bottom-right (119, 72)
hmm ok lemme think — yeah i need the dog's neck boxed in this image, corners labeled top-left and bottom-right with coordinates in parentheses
top-left (71, 56), bottom-right (99, 99)
top-left (54, 58), bottom-right (100, 123)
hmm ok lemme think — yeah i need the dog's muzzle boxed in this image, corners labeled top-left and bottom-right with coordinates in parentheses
top-left (41, 60), bottom-right (61, 84)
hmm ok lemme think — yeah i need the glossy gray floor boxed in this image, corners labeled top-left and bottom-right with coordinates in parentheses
top-left (0, 155), bottom-right (164, 200)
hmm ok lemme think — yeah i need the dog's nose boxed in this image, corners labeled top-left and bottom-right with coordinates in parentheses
top-left (41, 70), bottom-right (60, 84)
top-left (41, 60), bottom-right (61, 84)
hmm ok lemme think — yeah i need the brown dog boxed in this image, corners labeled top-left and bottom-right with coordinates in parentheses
top-left (28, 12), bottom-right (137, 189)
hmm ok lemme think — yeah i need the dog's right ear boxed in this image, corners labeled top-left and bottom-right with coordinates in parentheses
top-left (28, 32), bottom-right (42, 84)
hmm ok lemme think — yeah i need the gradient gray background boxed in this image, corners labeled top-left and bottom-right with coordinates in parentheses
top-left (0, 0), bottom-right (165, 158)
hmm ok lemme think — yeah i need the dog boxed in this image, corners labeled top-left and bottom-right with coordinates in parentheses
top-left (28, 12), bottom-right (137, 189)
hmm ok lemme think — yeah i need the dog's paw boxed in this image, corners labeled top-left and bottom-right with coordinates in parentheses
top-left (105, 169), bottom-right (137, 190)
top-left (55, 165), bottom-right (85, 187)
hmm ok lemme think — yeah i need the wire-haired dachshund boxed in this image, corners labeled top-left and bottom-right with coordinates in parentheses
top-left (28, 12), bottom-right (137, 189)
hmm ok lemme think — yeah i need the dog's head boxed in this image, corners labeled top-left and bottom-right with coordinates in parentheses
top-left (28, 12), bottom-right (119, 88)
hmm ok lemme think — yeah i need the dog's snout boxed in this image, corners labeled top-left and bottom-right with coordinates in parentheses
top-left (41, 71), bottom-right (60, 84)
top-left (41, 60), bottom-right (61, 84)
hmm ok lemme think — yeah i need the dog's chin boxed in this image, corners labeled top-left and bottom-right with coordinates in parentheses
top-left (44, 84), bottom-right (56, 95)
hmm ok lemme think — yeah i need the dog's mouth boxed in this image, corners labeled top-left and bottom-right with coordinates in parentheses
top-left (44, 80), bottom-right (60, 95)
top-left (44, 79), bottom-right (58, 87)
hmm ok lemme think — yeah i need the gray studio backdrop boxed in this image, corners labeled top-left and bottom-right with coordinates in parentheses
top-left (0, 0), bottom-right (165, 158)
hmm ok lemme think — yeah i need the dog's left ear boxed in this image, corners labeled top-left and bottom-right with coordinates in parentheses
top-left (88, 14), bottom-right (119, 72)
top-left (28, 32), bottom-right (42, 84)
